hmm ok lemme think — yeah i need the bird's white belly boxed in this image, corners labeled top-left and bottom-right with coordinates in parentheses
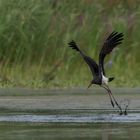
top-left (102, 75), bottom-right (108, 85)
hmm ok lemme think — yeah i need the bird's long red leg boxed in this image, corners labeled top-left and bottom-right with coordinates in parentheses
top-left (105, 85), bottom-right (123, 114)
top-left (100, 85), bottom-right (115, 108)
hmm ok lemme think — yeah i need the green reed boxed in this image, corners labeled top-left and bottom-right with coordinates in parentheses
top-left (0, 0), bottom-right (139, 88)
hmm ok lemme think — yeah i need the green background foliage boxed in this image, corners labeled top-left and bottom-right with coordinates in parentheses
top-left (0, 0), bottom-right (139, 88)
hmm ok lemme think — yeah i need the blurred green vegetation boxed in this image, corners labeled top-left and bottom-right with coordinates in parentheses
top-left (0, 0), bottom-right (139, 88)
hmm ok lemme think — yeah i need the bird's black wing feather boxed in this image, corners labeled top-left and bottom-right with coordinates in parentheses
top-left (99, 31), bottom-right (124, 75)
top-left (68, 41), bottom-right (99, 77)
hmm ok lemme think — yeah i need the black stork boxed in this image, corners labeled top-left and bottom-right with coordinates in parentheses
top-left (68, 31), bottom-right (124, 114)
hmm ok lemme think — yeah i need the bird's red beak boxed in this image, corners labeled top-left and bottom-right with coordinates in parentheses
top-left (87, 82), bottom-right (92, 89)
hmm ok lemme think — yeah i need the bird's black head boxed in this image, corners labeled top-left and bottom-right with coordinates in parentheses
top-left (87, 80), bottom-right (94, 89)
top-left (87, 79), bottom-right (99, 88)
top-left (87, 78), bottom-right (102, 89)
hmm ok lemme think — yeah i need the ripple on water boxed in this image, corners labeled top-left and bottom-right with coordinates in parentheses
top-left (0, 113), bottom-right (140, 123)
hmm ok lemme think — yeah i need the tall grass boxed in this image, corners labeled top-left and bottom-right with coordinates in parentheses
top-left (0, 0), bottom-right (139, 88)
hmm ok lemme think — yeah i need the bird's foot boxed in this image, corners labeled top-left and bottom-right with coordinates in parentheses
top-left (123, 99), bottom-right (130, 116)
top-left (124, 110), bottom-right (127, 115)
top-left (119, 110), bottom-right (123, 115)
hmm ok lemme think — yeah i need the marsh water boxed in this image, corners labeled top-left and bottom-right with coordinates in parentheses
top-left (0, 122), bottom-right (140, 140)
top-left (0, 111), bottom-right (140, 140)
top-left (0, 88), bottom-right (140, 140)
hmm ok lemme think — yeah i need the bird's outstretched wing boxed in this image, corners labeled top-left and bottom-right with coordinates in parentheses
top-left (99, 31), bottom-right (124, 75)
top-left (68, 41), bottom-right (99, 77)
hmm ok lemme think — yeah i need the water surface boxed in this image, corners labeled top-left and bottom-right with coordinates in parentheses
top-left (0, 112), bottom-right (140, 140)
top-left (0, 121), bottom-right (139, 140)
top-left (0, 88), bottom-right (139, 140)
top-left (0, 113), bottom-right (140, 123)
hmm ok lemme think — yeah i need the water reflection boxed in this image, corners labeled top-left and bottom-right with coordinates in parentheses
top-left (0, 113), bottom-right (140, 122)
top-left (0, 121), bottom-right (139, 140)
top-left (0, 113), bottom-right (139, 139)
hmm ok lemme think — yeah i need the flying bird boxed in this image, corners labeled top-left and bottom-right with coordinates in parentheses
top-left (68, 31), bottom-right (124, 114)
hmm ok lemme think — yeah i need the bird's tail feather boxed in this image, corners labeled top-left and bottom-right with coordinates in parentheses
top-left (108, 77), bottom-right (114, 82)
